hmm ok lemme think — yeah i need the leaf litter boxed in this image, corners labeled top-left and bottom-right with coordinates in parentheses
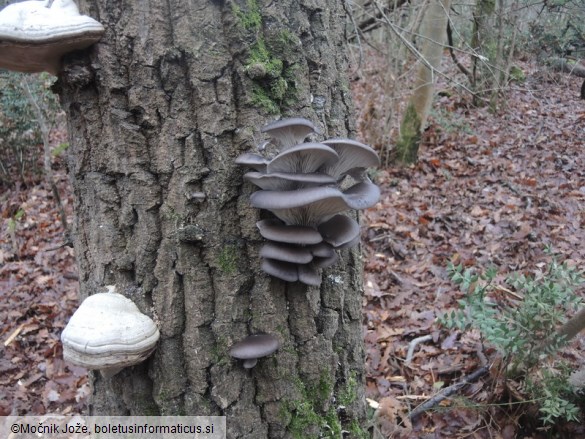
top-left (0, 135), bottom-right (88, 416)
top-left (355, 55), bottom-right (585, 438)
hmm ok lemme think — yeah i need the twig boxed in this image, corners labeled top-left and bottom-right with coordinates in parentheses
top-left (405, 334), bottom-right (433, 364)
top-left (373, 2), bottom-right (489, 103)
top-left (446, 20), bottom-right (471, 80)
top-left (44, 240), bottom-right (74, 252)
top-left (4, 323), bottom-right (25, 346)
top-left (396, 394), bottom-right (429, 400)
top-left (494, 284), bottom-right (524, 301)
top-left (409, 364), bottom-right (490, 420)
top-left (345, 0), bottom-right (363, 74)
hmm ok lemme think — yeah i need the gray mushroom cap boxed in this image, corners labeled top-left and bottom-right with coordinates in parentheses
top-left (259, 241), bottom-right (338, 265)
top-left (235, 152), bottom-right (268, 172)
top-left (229, 334), bottom-right (280, 368)
top-left (297, 263), bottom-right (321, 286)
top-left (321, 138), bottom-right (381, 179)
top-left (261, 258), bottom-right (324, 285)
top-left (317, 215), bottom-right (361, 248)
top-left (244, 171), bottom-right (336, 191)
top-left (256, 219), bottom-right (322, 244)
top-left (262, 258), bottom-right (299, 283)
top-left (0, 0), bottom-right (105, 74)
top-left (312, 251), bottom-right (338, 268)
top-left (250, 180), bottom-right (380, 226)
top-left (267, 142), bottom-right (338, 174)
top-left (308, 242), bottom-right (336, 258)
top-left (308, 243), bottom-right (338, 268)
top-left (260, 242), bottom-right (314, 264)
top-left (261, 117), bottom-right (320, 149)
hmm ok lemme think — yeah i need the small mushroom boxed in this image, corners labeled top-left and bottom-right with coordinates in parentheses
top-left (312, 251), bottom-right (338, 269)
top-left (261, 117), bottom-right (320, 149)
top-left (261, 258), bottom-right (299, 283)
top-left (297, 263), bottom-right (321, 286)
top-left (229, 333), bottom-right (280, 368)
top-left (61, 290), bottom-right (160, 378)
top-left (261, 257), bottom-right (328, 284)
top-left (0, 0), bottom-right (105, 74)
top-left (309, 243), bottom-right (339, 268)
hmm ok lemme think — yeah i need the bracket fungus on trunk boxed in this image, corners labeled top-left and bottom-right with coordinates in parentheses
top-left (0, 0), bottom-right (104, 74)
top-left (236, 117), bottom-right (380, 286)
top-left (61, 289), bottom-right (160, 379)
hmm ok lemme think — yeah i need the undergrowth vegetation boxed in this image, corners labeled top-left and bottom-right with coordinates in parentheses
top-left (440, 252), bottom-right (583, 424)
top-left (0, 71), bottom-right (60, 186)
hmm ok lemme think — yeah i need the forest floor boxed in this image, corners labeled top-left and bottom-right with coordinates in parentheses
top-left (354, 55), bottom-right (585, 438)
top-left (1, 57), bottom-right (584, 437)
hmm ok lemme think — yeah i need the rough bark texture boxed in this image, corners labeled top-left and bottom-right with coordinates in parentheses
top-left (57, 0), bottom-right (367, 437)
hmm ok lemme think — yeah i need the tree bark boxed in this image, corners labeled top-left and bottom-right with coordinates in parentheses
top-left (394, 0), bottom-right (450, 165)
top-left (56, 1), bottom-right (367, 437)
top-left (410, 0), bottom-right (450, 129)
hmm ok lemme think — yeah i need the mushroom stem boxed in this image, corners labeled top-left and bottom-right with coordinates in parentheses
top-left (242, 359), bottom-right (258, 369)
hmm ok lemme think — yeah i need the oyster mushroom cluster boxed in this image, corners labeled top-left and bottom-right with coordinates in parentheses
top-left (236, 118), bottom-right (380, 286)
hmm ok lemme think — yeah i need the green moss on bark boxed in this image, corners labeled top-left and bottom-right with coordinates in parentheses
top-left (281, 373), bottom-right (365, 438)
top-left (232, 0), bottom-right (262, 31)
top-left (217, 244), bottom-right (239, 274)
top-left (233, 2), bottom-right (298, 114)
top-left (395, 102), bottom-right (422, 165)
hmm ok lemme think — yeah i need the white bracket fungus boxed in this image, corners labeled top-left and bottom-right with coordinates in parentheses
top-left (0, 0), bottom-right (104, 74)
top-left (61, 289), bottom-right (160, 379)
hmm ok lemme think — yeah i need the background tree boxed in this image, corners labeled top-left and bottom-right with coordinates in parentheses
top-left (394, 0), bottom-right (451, 164)
top-left (56, 0), bottom-right (368, 437)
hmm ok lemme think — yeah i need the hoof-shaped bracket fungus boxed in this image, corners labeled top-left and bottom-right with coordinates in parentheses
top-left (229, 334), bottom-right (280, 369)
top-left (0, 0), bottom-right (104, 74)
top-left (61, 290), bottom-right (160, 379)
top-left (236, 118), bottom-right (380, 286)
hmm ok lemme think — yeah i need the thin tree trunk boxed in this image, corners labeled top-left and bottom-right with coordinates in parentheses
top-left (394, 0), bottom-right (450, 164)
top-left (57, 1), bottom-right (367, 437)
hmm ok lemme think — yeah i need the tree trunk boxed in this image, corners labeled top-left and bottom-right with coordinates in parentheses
top-left (410, 0), bottom-right (451, 129)
top-left (56, 1), bottom-right (367, 437)
top-left (394, 0), bottom-right (450, 165)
